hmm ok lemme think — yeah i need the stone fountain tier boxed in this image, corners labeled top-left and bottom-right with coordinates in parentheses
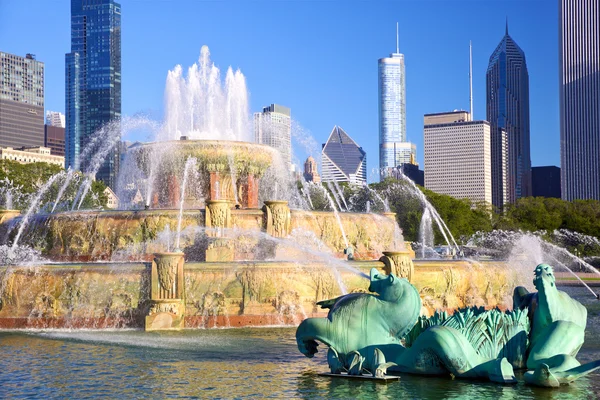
top-left (131, 139), bottom-right (276, 208)
top-left (1, 208), bottom-right (401, 262)
top-left (0, 259), bottom-right (516, 330)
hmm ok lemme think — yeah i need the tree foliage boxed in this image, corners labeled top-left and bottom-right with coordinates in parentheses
top-left (0, 160), bottom-right (108, 211)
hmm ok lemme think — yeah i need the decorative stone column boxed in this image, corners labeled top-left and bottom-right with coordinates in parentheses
top-left (263, 200), bottom-right (291, 238)
top-left (167, 174), bottom-right (180, 208)
top-left (246, 174), bottom-right (259, 209)
top-left (145, 252), bottom-right (185, 331)
top-left (379, 250), bottom-right (414, 283)
top-left (205, 200), bottom-right (234, 261)
top-left (208, 164), bottom-right (227, 201)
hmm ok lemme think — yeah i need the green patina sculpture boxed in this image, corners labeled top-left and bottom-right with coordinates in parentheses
top-left (296, 264), bottom-right (600, 387)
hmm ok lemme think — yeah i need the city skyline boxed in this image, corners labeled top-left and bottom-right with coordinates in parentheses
top-left (1, 1), bottom-right (560, 183)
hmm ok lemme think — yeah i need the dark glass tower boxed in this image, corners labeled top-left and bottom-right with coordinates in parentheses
top-left (65, 0), bottom-right (121, 188)
top-left (486, 24), bottom-right (531, 207)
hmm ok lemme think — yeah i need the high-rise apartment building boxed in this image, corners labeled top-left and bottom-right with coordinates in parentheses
top-left (46, 111), bottom-right (65, 128)
top-left (560, 0), bottom-right (600, 200)
top-left (322, 126), bottom-right (366, 185)
top-left (424, 111), bottom-right (492, 204)
top-left (0, 52), bottom-right (44, 149)
top-left (66, 0), bottom-right (121, 188)
top-left (486, 24), bottom-right (531, 206)
top-left (378, 24), bottom-right (417, 175)
top-left (254, 104), bottom-right (292, 171)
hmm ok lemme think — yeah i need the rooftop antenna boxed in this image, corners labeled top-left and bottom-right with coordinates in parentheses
top-left (396, 22), bottom-right (399, 54)
top-left (469, 40), bottom-right (473, 119)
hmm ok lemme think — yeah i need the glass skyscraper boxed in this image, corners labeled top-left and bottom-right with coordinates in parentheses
top-left (322, 126), bottom-right (367, 185)
top-left (378, 26), bottom-right (414, 175)
top-left (486, 24), bottom-right (531, 207)
top-left (254, 104), bottom-right (292, 171)
top-left (560, 0), bottom-right (600, 201)
top-left (66, 0), bottom-right (121, 188)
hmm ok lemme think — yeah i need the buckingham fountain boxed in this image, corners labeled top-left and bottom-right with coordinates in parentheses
top-left (0, 46), bottom-right (599, 396)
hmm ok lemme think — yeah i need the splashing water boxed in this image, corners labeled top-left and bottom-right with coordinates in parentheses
top-left (175, 157), bottom-right (197, 250)
top-left (392, 170), bottom-right (459, 252)
top-left (162, 46), bottom-right (250, 142)
top-left (419, 208), bottom-right (434, 258)
top-left (12, 172), bottom-right (64, 248)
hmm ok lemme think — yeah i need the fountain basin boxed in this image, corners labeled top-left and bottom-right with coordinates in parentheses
top-left (2, 208), bottom-right (400, 262)
top-left (0, 259), bottom-right (518, 329)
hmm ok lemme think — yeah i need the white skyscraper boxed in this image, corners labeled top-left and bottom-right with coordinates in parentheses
top-left (424, 111), bottom-right (493, 204)
top-left (378, 23), bottom-right (417, 175)
top-left (254, 104), bottom-right (292, 170)
top-left (46, 111), bottom-right (65, 128)
top-left (560, 0), bottom-right (600, 200)
top-left (322, 126), bottom-right (367, 185)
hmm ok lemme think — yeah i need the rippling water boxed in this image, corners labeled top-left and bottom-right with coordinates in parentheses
top-left (1, 286), bottom-right (599, 399)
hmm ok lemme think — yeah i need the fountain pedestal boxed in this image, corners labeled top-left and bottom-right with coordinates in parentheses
top-left (205, 200), bottom-right (234, 261)
top-left (145, 252), bottom-right (185, 331)
top-left (263, 201), bottom-right (291, 238)
top-left (379, 250), bottom-right (414, 283)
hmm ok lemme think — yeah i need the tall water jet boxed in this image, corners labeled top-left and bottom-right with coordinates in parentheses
top-left (12, 172), bottom-right (63, 247)
top-left (393, 170), bottom-right (459, 253)
top-left (175, 157), bottom-right (197, 251)
top-left (419, 208), bottom-right (434, 258)
top-left (162, 46), bottom-right (250, 142)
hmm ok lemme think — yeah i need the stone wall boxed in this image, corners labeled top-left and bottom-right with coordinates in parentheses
top-left (0, 260), bottom-right (517, 329)
top-left (1, 208), bottom-right (398, 262)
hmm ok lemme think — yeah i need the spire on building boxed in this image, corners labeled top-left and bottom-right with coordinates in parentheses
top-left (396, 22), bottom-right (399, 54)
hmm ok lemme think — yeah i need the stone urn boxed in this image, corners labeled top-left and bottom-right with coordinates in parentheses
top-left (382, 212), bottom-right (397, 221)
top-left (205, 200), bottom-right (232, 237)
top-left (379, 250), bottom-right (414, 283)
top-left (0, 210), bottom-right (20, 225)
top-left (145, 252), bottom-right (185, 331)
top-left (263, 200), bottom-right (291, 238)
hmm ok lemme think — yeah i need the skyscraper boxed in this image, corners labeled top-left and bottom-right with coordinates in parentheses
top-left (560, 0), bottom-right (600, 200)
top-left (424, 111), bottom-right (492, 204)
top-left (46, 111), bottom-right (65, 128)
top-left (321, 126), bottom-right (366, 185)
top-left (66, 0), bottom-right (121, 188)
top-left (486, 23), bottom-right (531, 206)
top-left (378, 24), bottom-right (416, 175)
top-left (0, 52), bottom-right (44, 149)
top-left (254, 104), bottom-right (292, 171)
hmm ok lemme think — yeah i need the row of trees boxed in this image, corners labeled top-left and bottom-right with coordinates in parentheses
top-left (0, 160), bottom-right (108, 211)
top-left (306, 178), bottom-right (600, 248)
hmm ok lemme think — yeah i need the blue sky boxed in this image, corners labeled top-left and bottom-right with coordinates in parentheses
top-left (0, 0), bottom-right (558, 181)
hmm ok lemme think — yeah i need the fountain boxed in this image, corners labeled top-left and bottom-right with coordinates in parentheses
top-left (0, 44), bottom-right (599, 394)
